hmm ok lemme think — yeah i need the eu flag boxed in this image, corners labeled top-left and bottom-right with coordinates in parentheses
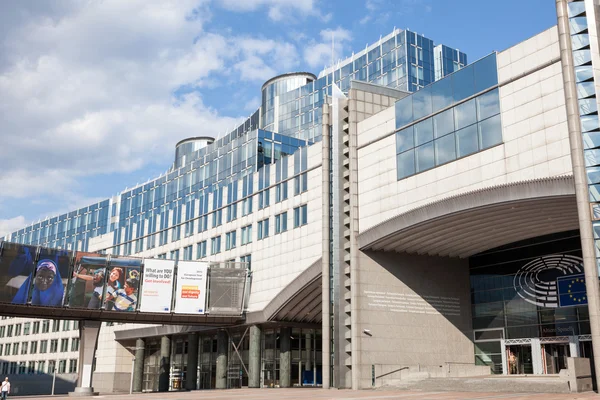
top-left (557, 274), bottom-right (587, 307)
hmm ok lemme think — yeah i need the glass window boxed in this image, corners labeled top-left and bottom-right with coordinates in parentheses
top-left (435, 133), bottom-right (456, 165)
top-left (584, 132), bottom-right (600, 150)
top-left (396, 126), bottom-right (414, 153)
top-left (452, 64), bottom-right (475, 103)
top-left (415, 142), bottom-right (435, 173)
top-left (577, 81), bottom-right (595, 99)
top-left (572, 34), bottom-right (590, 51)
top-left (434, 109), bottom-right (454, 138)
top-left (241, 225), bottom-right (252, 245)
top-left (454, 99), bottom-right (477, 130)
top-left (412, 85), bottom-right (432, 120)
top-left (414, 118), bottom-right (433, 146)
top-left (579, 98), bottom-right (598, 115)
top-left (573, 49), bottom-right (592, 67)
top-left (582, 115), bottom-right (600, 133)
top-left (397, 150), bottom-right (415, 180)
top-left (431, 74), bottom-right (453, 112)
top-left (225, 231), bottom-right (236, 250)
top-left (478, 115), bottom-right (503, 149)
top-left (395, 95), bottom-right (413, 129)
top-left (476, 89), bottom-right (500, 121)
top-left (570, 17), bottom-right (588, 35)
top-left (275, 212), bottom-right (288, 234)
top-left (568, 1), bottom-right (586, 17)
top-left (473, 54), bottom-right (498, 93)
top-left (456, 124), bottom-right (479, 158)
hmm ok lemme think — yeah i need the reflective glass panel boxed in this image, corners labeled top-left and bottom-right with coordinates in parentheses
top-left (415, 142), bottom-right (435, 173)
top-left (581, 115), bottom-right (600, 132)
top-left (476, 89), bottom-right (500, 121)
top-left (456, 124), bottom-right (479, 158)
top-left (397, 150), bottom-right (415, 180)
top-left (412, 85), bottom-right (433, 120)
top-left (454, 99), bottom-right (477, 130)
top-left (590, 185), bottom-right (600, 202)
top-left (573, 49), bottom-right (592, 66)
top-left (433, 109), bottom-right (454, 138)
top-left (577, 81), bottom-right (595, 99)
top-left (575, 66), bottom-right (594, 83)
top-left (585, 149), bottom-right (600, 167)
top-left (473, 54), bottom-right (498, 93)
top-left (395, 95), bottom-right (414, 128)
top-left (583, 131), bottom-right (600, 149)
top-left (587, 166), bottom-right (600, 184)
top-left (570, 17), bottom-right (588, 35)
top-left (434, 133), bottom-right (456, 165)
top-left (414, 118), bottom-right (434, 146)
top-left (396, 126), bottom-right (414, 154)
top-left (478, 115), bottom-right (503, 149)
top-left (568, 1), bottom-right (586, 17)
top-left (431, 75), bottom-right (453, 112)
top-left (452, 64), bottom-right (475, 103)
top-left (579, 98), bottom-right (598, 115)
top-left (572, 34), bottom-right (590, 51)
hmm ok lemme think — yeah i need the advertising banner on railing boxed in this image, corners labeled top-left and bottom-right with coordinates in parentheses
top-left (104, 257), bottom-right (141, 312)
top-left (174, 261), bottom-right (208, 314)
top-left (139, 259), bottom-right (175, 313)
top-left (27, 247), bottom-right (71, 307)
top-left (68, 252), bottom-right (107, 309)
top-left (0, 243), bottom-right (39, 304)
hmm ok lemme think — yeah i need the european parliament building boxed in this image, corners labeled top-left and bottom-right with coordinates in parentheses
top-left (3, 0), bottom-right (600, 394)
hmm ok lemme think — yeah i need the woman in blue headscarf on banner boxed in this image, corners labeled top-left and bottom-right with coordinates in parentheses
top-left (12, 259), bottom-right (64, 306)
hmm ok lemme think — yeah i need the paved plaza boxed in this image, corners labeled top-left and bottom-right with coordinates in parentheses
top-left (42, 389), bottom-right (599, 400)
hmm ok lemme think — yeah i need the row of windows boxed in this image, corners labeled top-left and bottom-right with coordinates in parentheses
top-left (0, 338), bottom-right (79, 356)
top-left (0, 359), bottom-right (77, 375)
top-left (0, 320), bottom-right (78, 338)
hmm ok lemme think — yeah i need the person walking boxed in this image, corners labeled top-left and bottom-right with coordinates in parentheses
top-left (1, 377), bottom-right (10, 399)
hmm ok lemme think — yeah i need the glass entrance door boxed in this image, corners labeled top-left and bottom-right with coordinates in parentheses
top-left (506, 345), bottom-right (533, 374)
top-left (542, 343), bottom-right (569, 374)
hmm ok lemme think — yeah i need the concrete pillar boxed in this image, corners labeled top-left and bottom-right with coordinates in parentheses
top-left (132, 338), bottom-right (145, 393)
top-left (556, 0), bottom-right (600, 386)
top-left (69, 320), bottom-right (101, 396)
top-left (158, 335), bottom-right (171, 392)
top-left (186, 333), bottom-right (199, 391)
top-left (531, 338), bottom-right (543, 375)
top-left (248, 325), bottom-right (261, 388)
top-left (305, 333), bottom-right (312, 372)
top-left (280, 327), bottom-right (292, 388)
top-left (321, 99), bottom-right (331, 389)
top-left (215, 330), bottom-right (228, 389)
top-left (570, 336), bottom-right (581, 358)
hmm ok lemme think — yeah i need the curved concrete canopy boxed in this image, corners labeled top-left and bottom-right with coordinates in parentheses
top-left (246, 258), bottom-right (322, 325)
top-left (359, 176), bottom-right (578, 258)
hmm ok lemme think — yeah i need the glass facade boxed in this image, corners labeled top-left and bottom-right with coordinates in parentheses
top-left (395, 53), bottom-right (501, 180)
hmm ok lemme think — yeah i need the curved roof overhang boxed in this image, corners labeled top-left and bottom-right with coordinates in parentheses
top-left (246, 258), bottom-right (322, 325)
top-left (358, 176), bottom-right (578, 258)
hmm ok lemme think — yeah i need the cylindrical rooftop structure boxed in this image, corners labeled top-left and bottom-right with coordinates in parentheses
top-left (174, 136), bottom-right (214, 169)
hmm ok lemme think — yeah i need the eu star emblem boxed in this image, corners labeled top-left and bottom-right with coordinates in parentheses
top-left (557, 274), bottom-right (587, 307)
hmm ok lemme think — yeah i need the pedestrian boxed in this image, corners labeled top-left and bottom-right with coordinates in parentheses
top-left (1, 377), bottom-right (10, 399)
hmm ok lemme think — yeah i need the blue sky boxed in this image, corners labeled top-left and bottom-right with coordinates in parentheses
top-left (0, 0), bottom-right (557, 237)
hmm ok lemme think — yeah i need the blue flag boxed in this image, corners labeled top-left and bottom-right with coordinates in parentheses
top-left (557, 274), bottom-right (587, 307)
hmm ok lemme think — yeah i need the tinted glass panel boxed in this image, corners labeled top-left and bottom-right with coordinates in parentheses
top-left (431, 76), bottom-right (453, 112)
top-left (396, 126), bottom-right (414, 153)
top-left (583, 132), bottom-right (600, 149)
top-left (478, 115), bottom-right (503, 149)
top-left (395, 96), bottom-right (413, 128)
top-left (581, 115), bottom-right (600, 132)
top-left (434, 109), bottom-right (454, 138)
top-left (477, 89), bottom-right (500, 121)
top-left (579, 98), bottom-right (598, 115)
top-left (575, 66), bottom-right (594, 83)
top-left (454, 99), bottom-right (477, 130)
top-left (414, 118), bottom-right (433, 146)
top-left (572, 34), bottom-right (590, 51)
top-left (587, 166), bottom-right (600, 184)
top-left (452, 64), bottom-right (475, 103)
top-left (570, 17), bottom-right (588, 35)
top-left (397, 150), bottom-right (415, 179)
top-left (585, 149), bottom-right (600, 167)
top-left (473, 54), bottom-right (498, 93)
top-left (573, 49), bottom-right (592, 67)
top-left (434, 133), bottom-right (456, 165)
top-left (568, 1), bottom-right (586, 17)
top-left (456, 124), bottom-right (479, 158)
top-left (412, 85), bottom-right (433, 120)
top-left (415, 142), bottom-right (435, 173)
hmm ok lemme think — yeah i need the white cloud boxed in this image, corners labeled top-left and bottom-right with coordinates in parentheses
top-left (217, 0), bottom-right (320, 22)
top-left (0, 216), bottom-right (27, 239)
top-left (303, 27), bottom-right (352, 69)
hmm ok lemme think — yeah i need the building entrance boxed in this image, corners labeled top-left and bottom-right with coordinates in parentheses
top-left (542, 343), bottom-right (569, 374)
top-left (506, 345), bottom-right (533, 375)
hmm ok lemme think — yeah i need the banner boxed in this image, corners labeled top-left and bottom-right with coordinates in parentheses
top-left (104, 257), bottom-right (141, 312)
top-left (0, 243), bottom-right (38, 304)
top-left (30, 247), bottom-right (71, 307)
top-left (139, 259), bottom-right (175, 313)
top-left (174, 261), bottom-right (208, 314)
top-left (67, 253), bottom-right (107, 309)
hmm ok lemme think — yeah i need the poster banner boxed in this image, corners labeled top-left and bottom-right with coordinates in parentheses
top-left (0, 243), bottom-right (38, 304)
top-left (68, 252), bottom-right (107, 309)
top-left (139, 259), bottom-right (175, 313)
top-left (174, 261), bottom-right (208, 314)
top-left (30, 247), bottom-right (71, 307)
top-left (104, 257), bottom-right (141, 312)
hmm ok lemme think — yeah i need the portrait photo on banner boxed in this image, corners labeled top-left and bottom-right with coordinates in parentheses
top-left (103, 258), bottom-right (141, 312)
top-left (68, 252), bottom-right (108, 309)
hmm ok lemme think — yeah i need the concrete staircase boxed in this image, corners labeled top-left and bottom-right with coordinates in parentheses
top-left (382, 375), bottom-right (572, 394)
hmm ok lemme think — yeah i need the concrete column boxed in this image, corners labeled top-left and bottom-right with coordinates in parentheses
top-left (305, 332), bottom-right (312, 372)
top-left (556, 0), bottom-right (600, 385)
top-left (280, 327), bottom-right (292, 388)
top-left (531, 338), bottom-right (543, 375)
top-left (248, 325), bottom-right (261, 388)
top-left (569, 336), bottom-right (581, 358)
top-left (500, 339), bottom-right (507, 375)
top-left (321, 102), bottom-right (331, 389)
top-left (132, 338), bottom-right (145, 393)
top-left (158, 335), bottom-right (171, 392)
top-left (215, 330), bottom-right (228, 389)
top-left (69, 320), bottom-right (101, 396)
top-left (186, 333), bottom-right (199, 390)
